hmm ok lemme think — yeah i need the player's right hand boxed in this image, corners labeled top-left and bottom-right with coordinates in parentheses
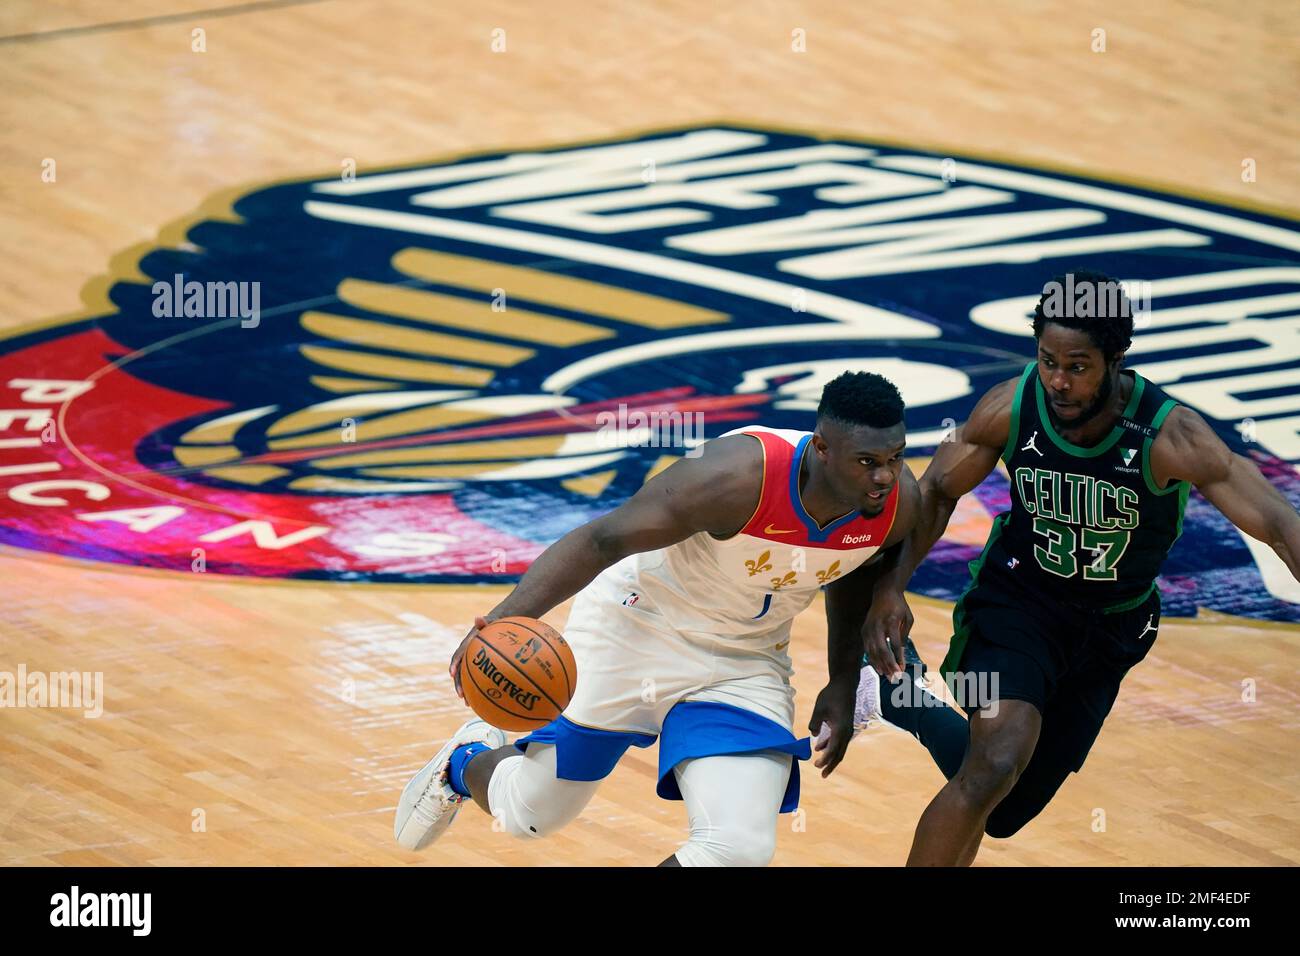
top-left (449, 616), bottom-right (490, 702)
top-left (809, 679), bottom-right (856, 778)
top-left (864, 587), bottom-right (913, 679)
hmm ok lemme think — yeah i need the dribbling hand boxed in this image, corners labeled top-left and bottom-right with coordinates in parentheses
top-left (449, 616), bottom-right (490, 702)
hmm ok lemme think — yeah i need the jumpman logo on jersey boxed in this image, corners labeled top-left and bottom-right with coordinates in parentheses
top-left (1138, 615), bottom-right (1158, 640)
top-left (1021, 430), bottom-right (1043, 456)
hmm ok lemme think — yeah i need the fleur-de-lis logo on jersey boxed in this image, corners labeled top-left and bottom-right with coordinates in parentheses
top-left (745, 550), bottom-right (773, 576)
top-left (816, 561), bottom-right (842, 584)
top-left (770, 571), bottom-right (797, 590)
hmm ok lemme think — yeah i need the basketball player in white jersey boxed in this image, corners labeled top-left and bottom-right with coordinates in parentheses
top-left (394, 372), bottom-right (920, 865)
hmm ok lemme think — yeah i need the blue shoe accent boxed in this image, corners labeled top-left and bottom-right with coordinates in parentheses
top-left (447, 741), bottom-right (492, 797)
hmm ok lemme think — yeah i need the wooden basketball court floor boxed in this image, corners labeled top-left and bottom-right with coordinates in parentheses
top-left (2, 0), bottom-right (1298, 866)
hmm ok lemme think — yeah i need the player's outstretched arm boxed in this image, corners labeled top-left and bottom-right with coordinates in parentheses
top-left (449, 436), bottom-right (761, 697)
top-left (1152, 406), bottom-right (1300, 583)
top-left (811, 468), bottom-right (920, 776)
top-left (864, 377), bottom-right (1017, 675)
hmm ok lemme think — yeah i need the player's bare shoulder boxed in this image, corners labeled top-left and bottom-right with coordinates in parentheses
top-left (640, 432), bottom-right (764, 537)
top-left (1150, 404), bottom-right (1231, 487)
top-left (961, 375), bottom-right (1020, 449)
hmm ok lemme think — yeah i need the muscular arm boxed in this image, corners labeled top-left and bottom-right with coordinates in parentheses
top-left (874, 377), bottom-right (1017, 596)
top-left (1152, 406), bottom-right (1300, 582)
top-left (823, 469), bottom-right (921, 684)
top-left (486, 434), bottom-right (762, 620)
top-left (812, 469), bottom-right (920, 774)
top-left (858, 378), bottom-right (1016, 676)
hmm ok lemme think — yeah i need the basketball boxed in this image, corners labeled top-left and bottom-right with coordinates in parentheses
top-left (461, 617), bottom-right (577, 732)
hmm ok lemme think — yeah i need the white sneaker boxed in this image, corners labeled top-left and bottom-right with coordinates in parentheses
top-left (853, 664), bottom-right (882, 731)
top-left (394, 717), bottom-right (506, 851)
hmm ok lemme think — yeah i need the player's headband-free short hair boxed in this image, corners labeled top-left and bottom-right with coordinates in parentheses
top-left (816, 371), bottom-right (905, 429)
top-left (1031, 269), bottom-right (1135, 361)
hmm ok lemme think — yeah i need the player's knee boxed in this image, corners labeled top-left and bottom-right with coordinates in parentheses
top-left (487, 754), bottom-right (590, 840)
top-left (959, 750), bottom-right (1024, 806)
top-left (501, 780), bottom-right (594, 839)
top-left (678, 823), bottom-right (776, 867)
top-left (498, 802), bottom-right (575, 840)
top-left (730, 827), bottom-right (777, 867)
top-left (679, 837), bottom-right (775, 867)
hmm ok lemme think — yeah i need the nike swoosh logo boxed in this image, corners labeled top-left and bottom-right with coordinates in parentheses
top-left (765, 524), bottom-right (799, 535)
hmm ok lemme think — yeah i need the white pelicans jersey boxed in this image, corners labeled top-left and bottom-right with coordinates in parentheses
top-left (599, 425), bottom-right (900, 649)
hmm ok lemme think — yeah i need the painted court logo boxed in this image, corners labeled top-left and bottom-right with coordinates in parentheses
top-left (0, 126), bottom-right (1297, 621)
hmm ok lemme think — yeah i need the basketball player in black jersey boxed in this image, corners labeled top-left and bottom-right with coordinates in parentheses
top-left (858, 270), bottom-right (1300, 866)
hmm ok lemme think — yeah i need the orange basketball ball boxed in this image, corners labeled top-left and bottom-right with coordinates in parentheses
top-left (461, 616), bottom-right (577, 732)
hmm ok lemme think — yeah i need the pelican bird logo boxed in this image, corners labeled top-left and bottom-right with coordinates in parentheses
top-left (165, 249), bottom-right (768, 497)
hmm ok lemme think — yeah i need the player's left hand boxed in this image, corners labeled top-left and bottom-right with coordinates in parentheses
top-left (449, 616), bottom-right (491, 701)
top-left (809, 678), bottom-right (856, 778)
top-left (864, 586), bottom-right (912, 679)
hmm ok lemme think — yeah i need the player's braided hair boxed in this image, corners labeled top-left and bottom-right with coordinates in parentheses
top-left (1031, 269), bottom-right (1134, 362)
top-left (816, 371), bottom-right (904, 429)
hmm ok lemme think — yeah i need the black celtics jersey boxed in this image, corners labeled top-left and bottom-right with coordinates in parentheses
top-left (978, 362), bottom-right (1191, 612)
